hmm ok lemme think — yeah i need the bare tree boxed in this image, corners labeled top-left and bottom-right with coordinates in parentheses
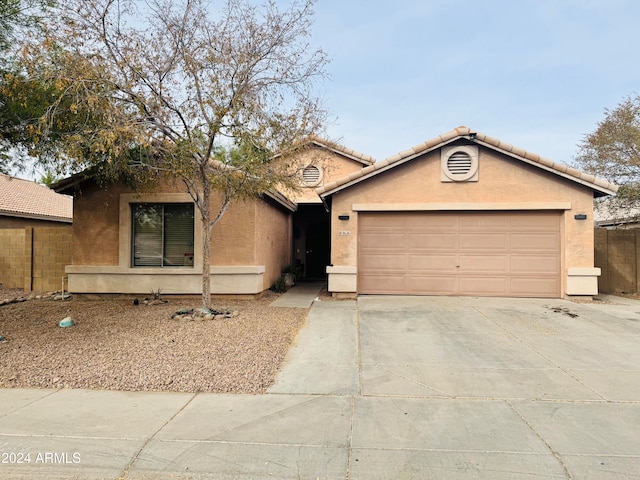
top-left (21, 0), bottom-right (328, 307)
top-left (574, 95), bottom-right (640, 220)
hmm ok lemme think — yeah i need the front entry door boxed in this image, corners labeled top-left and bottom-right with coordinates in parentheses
top-left (305, 222), bottom-right (330, 279)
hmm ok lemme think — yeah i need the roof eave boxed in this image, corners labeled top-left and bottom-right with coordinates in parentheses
top-left (308, 138), bottom-right (375, 166)
top-left (264, 190), bottom-right (297, 212)
top-left (472, 138), bottom-right (618, 198)
top-left (0, 210), bottom-right (73, 223)
top-left (318, 137), bottom-right (460, 199)
top-left (319, 133), bottom-right (619, 199)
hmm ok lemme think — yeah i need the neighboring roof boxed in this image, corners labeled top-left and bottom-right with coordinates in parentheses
top-left (593, 199), bottom-right (640, 227)
top-left (317, 126), bottom-right (619, 199)
top-left (305, 136), bottom-right (375, 166)
top-left (0, 173), bottom-right (73, 223)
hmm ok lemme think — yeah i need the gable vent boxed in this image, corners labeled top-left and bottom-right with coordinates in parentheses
top-left (447, 151), bottom-right (472, 175)
top-left (441, 145), bottom-right (479, 182)
top-left (302, 165), bottom-right (321, 185)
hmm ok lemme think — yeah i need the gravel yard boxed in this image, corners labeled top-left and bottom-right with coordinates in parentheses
top-left (0, 289), bottom-right (308, 393)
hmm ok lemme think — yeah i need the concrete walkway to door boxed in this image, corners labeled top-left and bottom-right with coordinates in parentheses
top-left (268, 281), bottom-right (325, 308)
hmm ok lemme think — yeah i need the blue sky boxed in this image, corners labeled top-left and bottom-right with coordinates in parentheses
top-left (308, 0), bottom-right (640, 165)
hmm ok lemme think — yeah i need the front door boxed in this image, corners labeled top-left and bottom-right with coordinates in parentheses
top-left (305, 222), bottom-right (330, 279)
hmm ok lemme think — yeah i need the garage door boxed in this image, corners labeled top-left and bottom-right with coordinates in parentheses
top-left (358, 211), bottom-right (561, 297)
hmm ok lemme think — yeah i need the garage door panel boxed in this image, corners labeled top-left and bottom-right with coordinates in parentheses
top-left (511, 255), bottom-right (560, 274)
top-left (410, 233), bottom-right (459, 250)
top-left (359, 274), bottom-right (407, 294)
top-left (360, 233), bottom-right (408, 249)
top-left (460, 233), bottom-right (508, 250)
top-left (510, 278), bottom-right (560, 296)
top-left (459, 276), bottom-right (509, 295)
top-left (459, 255), bottom-right (509, 273)
top-left (360, 213), bottom-right (407, 230)
top-left (407, 276), bottom-right (458, 294)
top-left (408, 254), bottom-right (458, 272)
top-left (511, 233), bottom-right (560, 252)
top-left (360, 254), bottom-right (407, 270)
top-left (409, 215), bottom-right (458, 230)
top-left (358, 212), bottom-right (561, 298)
top-left (459, 215), bottom-right (510, 230)
top-left (510, 214), bottom-right (559, 231)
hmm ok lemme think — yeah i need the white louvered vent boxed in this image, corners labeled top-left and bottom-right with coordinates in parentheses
top-left (447, 151), bottom-right (472, 175)
top-left (441, 145), bottom-right (479, 182)
top-left (302, 165), bottom-right (321, 185)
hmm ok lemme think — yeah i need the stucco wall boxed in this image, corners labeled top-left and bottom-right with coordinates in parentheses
top-left (328, 145), bottom-right (597, 295)
top-left (254, 197), bottom-right (292, 289)
top-left (209, 196), bottom-right (257, 265)
top-left (286, 147), bottom-right (370, 204)
top-left (66, 178), bottom-right (292, 294)
top-left (71, 181), bottom-right (128, 266)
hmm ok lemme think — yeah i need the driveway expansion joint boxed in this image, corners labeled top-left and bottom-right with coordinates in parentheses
top-left (506, 399), bottom-right (574, 480)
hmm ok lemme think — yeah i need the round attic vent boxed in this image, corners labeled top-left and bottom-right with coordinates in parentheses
top-left (302, 165), bottom-right (322, 186)
top-left (446, 151), bottom-right (473, 175)
top-left (441, 146), bottom-right (478, 182)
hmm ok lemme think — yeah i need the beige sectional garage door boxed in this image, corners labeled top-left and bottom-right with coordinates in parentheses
top-left (358, 211), bottom-right (561, 297)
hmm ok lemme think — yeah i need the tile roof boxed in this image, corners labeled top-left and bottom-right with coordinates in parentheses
top-left (317, 126), bottom-right (618, 198)
top-left (307, 136), bottom-right (375, 166)
top-left (0, 173), bottom-right (73, 222)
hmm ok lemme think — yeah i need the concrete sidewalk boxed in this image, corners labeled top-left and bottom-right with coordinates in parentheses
top-left (1, 295), bottom-right (640, 479)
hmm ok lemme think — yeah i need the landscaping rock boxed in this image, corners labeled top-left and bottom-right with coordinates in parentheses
top-left (59, 317), bottom-right (75, 328)
top-left (170, 306), bottom-right (240, 321)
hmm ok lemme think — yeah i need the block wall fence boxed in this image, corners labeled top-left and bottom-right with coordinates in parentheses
top-left (594, 228), bottom-right (640, 294)
top-left (0, 226), bottom-right (72, 292)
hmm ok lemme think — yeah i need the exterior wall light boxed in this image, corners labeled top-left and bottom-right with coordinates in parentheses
top-left (574, 214), bottom-right (587, 220)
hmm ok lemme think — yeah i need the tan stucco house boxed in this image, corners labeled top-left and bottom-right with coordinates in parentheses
top-left (52, 138), bottom-right (372, 295)
top-left (53, 127), bottom-right (616, 298)
top-left (318, 126), bottom-right (617, 298)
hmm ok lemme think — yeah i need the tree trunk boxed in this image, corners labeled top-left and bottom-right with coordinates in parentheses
top-left (201, 184), bottom-right (212, 309)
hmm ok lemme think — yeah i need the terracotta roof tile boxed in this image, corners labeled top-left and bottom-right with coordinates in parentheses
top-left (307, 137), bottom-right (375, 165)
top-left (0, 174), bottom-right (73, 222)
top-left (317, 126), bottom-right (618, 197)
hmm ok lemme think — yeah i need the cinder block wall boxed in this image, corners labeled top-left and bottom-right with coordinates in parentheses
top-left (31, 227), bottom-right (73, 292)
top-left (0, 229), bottom-right (26, 288)
top-left (0, 226), bottom-right (72, 292)
top-left (594, 229), bottom-right (639, 293)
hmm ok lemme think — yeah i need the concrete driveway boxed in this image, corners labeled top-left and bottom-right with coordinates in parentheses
top-left (1, 294), bottom-right (640, 479)
top-left (270, 295), bottom-right (640, 479)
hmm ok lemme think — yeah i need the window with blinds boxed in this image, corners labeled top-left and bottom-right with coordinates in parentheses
top-left (132, 203), bottom-right (194, 267)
